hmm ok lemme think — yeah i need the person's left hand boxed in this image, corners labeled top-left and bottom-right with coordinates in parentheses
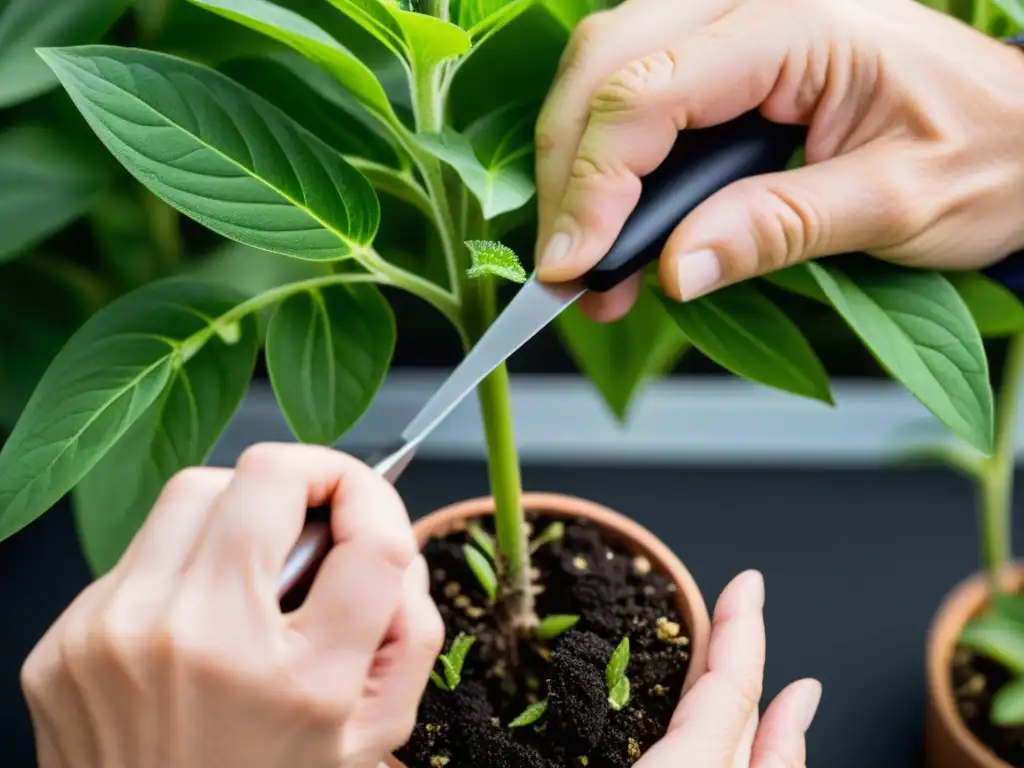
top-left (638, 570), bottom-right (822, 767)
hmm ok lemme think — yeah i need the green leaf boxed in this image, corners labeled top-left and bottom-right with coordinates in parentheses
top-left (464, 543), bottom-right (498, 601)
top-left (608, 676), bottom-right (631, 711)
top-left (529, 520), bottom-right (564, 553)
top-left (419, 104), bottom-right (535, 219)
top-left (806, 261), bottom-right (994, 454)
top-left (509, 698), bottom-right (548, 728)
top-left (467, 520), bottom-right (496, 560)
top-left (0, 0), bottom-right (130, 108)
top-left (458, 0), bottom-right (535, 40)
top-left (945, 271), bottom-right (1024, 337)
top-left (606, 636), bottom-right (629, 690)
top-left (187, 0), bottom-right (394, 119)
top-left (74, 308), bottom-right (257, 575)
top-left (541, 0), bottom-right (604, 28)
top-left (992, 677), bottom-right (1024, 726)
top-left (465, 240), bottom-right (527, 282)
top-left (444, 632), bottom-right (476, 687)
top-left (0, 278), bottom-right (248, 543)
top-left (265, 282), bottom-right (395, 445)
top-left (658, 283), bottom-right (833, 405)
top-left (557, 286), bottom-right (689, 421)
top-left (430, 669), bottom-right (450, 691)
top-left (325, 0), bottom-right (407, 59)
top-left (221, 53), bottom-right (403, 167)
top-left (960, 612), bottom-right (1024, 674)
top-left (536, 614), bottom-right (580, 640)
top-left (0, 123), bottom-right (109, 264)
top-left (39, 45), bottom-right (380, 262)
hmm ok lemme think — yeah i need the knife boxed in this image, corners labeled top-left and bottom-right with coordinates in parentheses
top-left (277, 110), bottom-right (804, 602)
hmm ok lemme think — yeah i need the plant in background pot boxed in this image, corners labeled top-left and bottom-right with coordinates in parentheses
top-left (0, 0), bottom-right (1023, 765)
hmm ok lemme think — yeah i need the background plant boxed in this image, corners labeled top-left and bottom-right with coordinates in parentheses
top-left (0, 0), bottom-right (1023, 675)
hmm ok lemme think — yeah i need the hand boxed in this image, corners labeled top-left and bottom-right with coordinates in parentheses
top-left (533, 0), bottom-right (1024, 321)
top-left (637, 571), bottom-right (821, 768)
top-left (20, 443), bottom-right (444, 768)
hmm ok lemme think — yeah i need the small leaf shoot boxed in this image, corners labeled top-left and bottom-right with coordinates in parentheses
top-left (432, 632), bottom-right (476, 692)
top-left (509, 698), bottom-right (548, 728)
top-left (467, 520), bottom-right (495, 561)
top-left (606, 636), bottom-right (631, 711)
top-left (608, 677), bottom-right (631, 711)
top-left (465, 240), bottom-right (527, 283)
top-left (464, 543), bottom-right (498, 601)
top-left (536, 614), bottom-right (580, 640)
top-left (530, 521), bottom-right (564, 553)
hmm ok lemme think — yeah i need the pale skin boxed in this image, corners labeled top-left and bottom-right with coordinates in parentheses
top-left (21, 443), bottom-right (814, 768)
top-left (22, 0), bottom-right (1024, 763)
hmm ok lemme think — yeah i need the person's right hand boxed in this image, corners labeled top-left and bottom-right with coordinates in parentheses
top-left (534, 0), bottom-right (1024, 321)
top-left (20, 443), bottom-right (444, 768)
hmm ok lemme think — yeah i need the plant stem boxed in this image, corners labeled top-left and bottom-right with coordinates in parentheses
top-left (979, 331), bottom-right (1024, 591)
top-left (141, 188), bottom-right (181, 275)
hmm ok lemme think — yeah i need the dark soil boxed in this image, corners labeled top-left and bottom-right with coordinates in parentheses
top-left (952, 646), bottom-right (1024, 765)
top-left (394, 513), bottom-right (692, 768)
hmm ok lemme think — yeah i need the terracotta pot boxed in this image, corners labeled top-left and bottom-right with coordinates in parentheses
top-left (926, 565), bottom-right (1024, 768)
top-left (382, 491), bottom-right (713, 768)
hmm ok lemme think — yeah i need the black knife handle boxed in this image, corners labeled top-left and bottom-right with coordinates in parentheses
top-left (582, 111), bottom-right (806, 293)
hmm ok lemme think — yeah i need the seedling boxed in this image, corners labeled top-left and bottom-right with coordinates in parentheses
top-left (509, 698), bottom-right (549, 728)
top-left (606, 637), bottom-right (632, 711)
top-left (535, 614), bottom-right (581, 640)
top-left (431, 632), bottom-right (476, 693)
top-left (530, 522), bottom-right (566, 554)
top-left (463, 543), bottom-right (498, 602)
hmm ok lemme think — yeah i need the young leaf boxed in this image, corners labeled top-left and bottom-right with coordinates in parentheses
top-left (464, 544), bottom-right (499, 601)
top-left (0, 278), bottom-right (249, 543)
top-left (657, 283), bottom-right (833, 405)
top-left (39, 46), bottom-right (380, 262)
top-left (265, 283), bottom-right (396, 445)
top-left (509, 698), bottom-right (548, 728)
top-left (0, 0), bottom-right (130, 108)
top-left (74, 311), bottom-right (258, 575)
top-left (467, 521), bottom-right (496, 560)
top-left (418, 104), bottom-right (536, 219)
top-left (221, 53), bottom-right (404, 168)
top-left (806, 261), bottom-right (994, 454)
top-left (530, 521), bottom-right (565, 553)
top-left (608, 676), bottom-right (631, 711)
top-left (430, 669), bottom-right (450, 691)
top-left (557, 286), bottom-right (690, 421)
top-left (0, 124), bottom-right (109, 264)
top-left (606, 637), bottom-right (630, 690)
top-left (959, 612), bottom-right (1024, 675)
top-left (460, 0), bottom-right (535, 41)
top-left (187, 0), bottom-right (395, 119)
top-left (442, 633), bottom-right (476, 689)
top-left (536, 614), bottom-right (581, 640)
top-left (992, 677), bottom-right (1024, 726)
top-left (945, 271), bottom-right (1024, 337)
top-left (465, 240), bottom-right (527, 283)
top-left (326, 0), bottom-right (408, 59)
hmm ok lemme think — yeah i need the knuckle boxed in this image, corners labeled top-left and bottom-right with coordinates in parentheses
top-left (365, 528), bottom-right (418, 573)
top-left (592, 50), bottom-right (678, 115)
top-left (160, 466), bottom-right (221, 504)
top-left (874, 167), bottom-right (931, 239)
top-left (727, 179), bottom-right (817, 275)
top-left (562, 11), bottom-right (612, 72)
top-left (236, 442), bottom-right (287, 475)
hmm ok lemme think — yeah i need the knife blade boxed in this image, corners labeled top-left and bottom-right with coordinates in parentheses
top-left (277, 111), bottom-right (804, 602)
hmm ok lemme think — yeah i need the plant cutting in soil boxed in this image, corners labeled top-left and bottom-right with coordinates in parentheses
top-left (0, 0), bottom-right (1023, 765)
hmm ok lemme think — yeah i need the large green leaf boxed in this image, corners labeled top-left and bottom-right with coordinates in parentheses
top-left (960, 611), bottom-right (1024, 675)
top-left (945, 271), bottom-right (1024, 337)
top-left (326, 0), bottom-right (407, 58)
top-left (418, 103), bottom-right (535, 219)
top-left (806, 261), bottom-right (994, 454)
top-left (992, 678), bottom-right (1024, 726)
top-left (74, 310), bottom-right (257, 576)
top-left (658, 283), bottom-right (833, 404)
top-left (557, 286), bottom-right (689, 421)
top-left (0, 123), bottom-right (109, 264)
top-left (39, 45), bottom-right (380, 262)
top-left (187, 0), bottom-right (395, 119)
top-left (266, 282), bottom-right (395, 444)
top-left (220, 52), bottom-right (403, 167)
top-left (0, 0), bottom-right (130, 108)
top-left (0, 278), bottom-right (250, 543)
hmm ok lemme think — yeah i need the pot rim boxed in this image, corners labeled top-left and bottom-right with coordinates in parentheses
top-left (926, 565), bottom-right (1024, 768)
top-left (385, 491), bottom-right (711, 768)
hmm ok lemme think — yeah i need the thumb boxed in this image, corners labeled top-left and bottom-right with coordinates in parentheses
top-left (657, 146), bottom-right (921, 301)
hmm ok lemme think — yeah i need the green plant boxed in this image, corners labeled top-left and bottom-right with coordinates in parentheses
top-left (606, 636), bottom-right (631, 712)
top-left (430, 631), bottom-right (475, 692)
top-left (0, 0), bottom-right (1021, 685)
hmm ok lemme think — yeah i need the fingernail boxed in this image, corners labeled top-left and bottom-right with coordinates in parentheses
top-left (797, 679), bottom-right (823, 732)
top-left (738, 569), bottom-right (765, 609)
top-left (674, 248), bottom-right (722, 301)
top-left (539, 230), bottom-right (573, 271)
